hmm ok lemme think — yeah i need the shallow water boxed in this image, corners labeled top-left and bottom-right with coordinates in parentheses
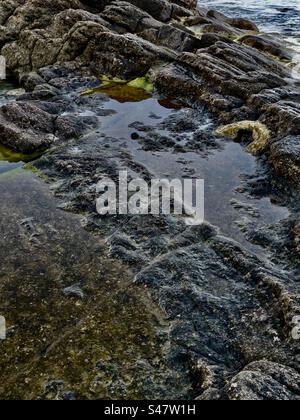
top-left (0, 112), bottom-right (292, 395)
top-left (0, 4), bottom-right (297, 396)
top-left (0, 79), bottom-right (293, 398)
top-left (0, 81), bottom-right (14, 104)
top-left (94, 96), bottom-right (290, 252)
top-left (0, 86), bottom-right (199, 399)
top-left (0, 169), bottom-right (191, 399)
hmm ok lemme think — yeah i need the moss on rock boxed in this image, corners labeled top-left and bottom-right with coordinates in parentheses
top-left (216, 121), bottom-right (271, 154)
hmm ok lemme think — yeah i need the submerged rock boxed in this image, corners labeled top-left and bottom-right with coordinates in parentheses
top-left (25, 101), bottom-right (299, 400)
top-left (0, 0), bottom-right (300, 402)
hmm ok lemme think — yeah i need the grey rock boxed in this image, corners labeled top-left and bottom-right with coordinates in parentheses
top-left (62, 284), bottom-right (84, 299)
top-left (225, 361), bottom-right (300, 400)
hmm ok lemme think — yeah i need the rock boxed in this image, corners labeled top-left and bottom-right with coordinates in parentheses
top-left (56, 21), bottom-right (108, 63)
top-left (58, 391), bottom-right (77, 400)
top-left (0, 120), bottom-right (55, 153)
top-left (20, 72), bottom-right (45, 91)
top-left (3, 97), bottom-right (54, 130)
top-left (5, 63), bottom-right (298, 399)
top-left (5, 88), bottom-right (26, 96)
top-left (269, 136), bottom-right (300, 183)
top-left (171, 0), bottom-right (197, 9)
top-left (0, 101), bottom-right (56, 153)
top-left (195, 32), bottom-right (234, 48)
top-left (207, 9), bottom-right (259, 32)
top-left (80, 0), bottom-right (110, 11)
top-left (0, 71), bottom-right (105, 152)
top-left (129, 0), bottom-right (173, 22)
top-left (227, 18), bottom-right (259, 32)
top-left (206, 9), bottom-right (228, 21)
top-left (62, 284), bottom-right (84, 299)
top-left (101, 2), bottom-right (153, 32)
top-left (0, 0), bottom-right (298, 180)
top-left (260, 101), bottom-right (300, 137)
top-left (1, 0), bottom-right (300, 402)
top-left (44, 379), bottom-right (65, 393)
top-left (240, 34), bottom-right (293, 60)
top-left (225, 361), bottom-right (300, 400)
top-left (84, 31), bottom-right (172, 79)
top-left (55, 114), bottom-right (98, 140)
top-left (201, 22), bottom-right (242, 38)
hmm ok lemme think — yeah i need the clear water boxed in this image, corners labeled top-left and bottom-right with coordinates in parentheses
top-left (0, 4), bottom-right (297, 399)
top-left (0, 89), bottom-right (192, 400)
top-left (68, 95), bottom-right (289, 253)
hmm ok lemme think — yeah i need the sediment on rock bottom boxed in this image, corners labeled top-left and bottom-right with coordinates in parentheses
top-left (0, 0), bottom-right (300, 402)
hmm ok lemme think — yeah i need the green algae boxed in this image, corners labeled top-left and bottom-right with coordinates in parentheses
top-left (0, 145), bottom-right (44, 163)
top-left (23, 163), bottom-right (49, 182)
top-left (81, 76), bottom-right (153, 103)
top-left (0, 146), bottom-right (47, 181)
top-left (127, 77), bottom-right (153, 94)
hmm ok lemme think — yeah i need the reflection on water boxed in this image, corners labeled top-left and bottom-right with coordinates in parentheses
top-left (0, 71), bottom-right (292, 397)
top-left (81, 77), bottom-right (153, 103)
top-left (0, 169), bottom-right (190, 400)
top-left (95, 95), bottom-right (290, 247)
top-left (0, 81), bottom-right (15, 106)
top-left (82, 83), bottom-right (151, 103)
top-left (0, 85), bottom-right (195, 399)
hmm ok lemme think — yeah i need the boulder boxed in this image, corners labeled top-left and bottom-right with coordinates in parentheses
top-left (240, 34), bottom-right (292, 60)
top-left (225, 361), bottom-right (300, 400)
top-left (270, 136), bottom-right (300, 184)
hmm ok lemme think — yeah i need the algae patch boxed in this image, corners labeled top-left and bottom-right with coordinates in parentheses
top-left (216, 121), bottom-right (271, 154)
top-left (23, 162), bottom-right (50, 181)
top-left (81, 76), bottom-right (153, 103)
top-left (0, 145), bottom-right (44, 163)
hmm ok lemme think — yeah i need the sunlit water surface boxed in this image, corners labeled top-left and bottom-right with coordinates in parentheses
top-left (200, 0), bottom-right (300, 60)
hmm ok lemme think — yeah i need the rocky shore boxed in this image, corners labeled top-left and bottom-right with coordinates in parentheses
top-left (0, 0), bottom-right (300, 400)
top-left (0, 0), bottom-right (300, 182)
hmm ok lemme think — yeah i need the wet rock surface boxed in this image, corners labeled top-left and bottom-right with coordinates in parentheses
top-left (0, 72), bottom-right (297, 400)
top-left (200, 360), bottom-right (300, 400)
top-left (0, 168), bottom-right (195, 400)
top-left (0, 0), bottom-right (299, 401)
top-left (0, 0), bottom-right (299, 181)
